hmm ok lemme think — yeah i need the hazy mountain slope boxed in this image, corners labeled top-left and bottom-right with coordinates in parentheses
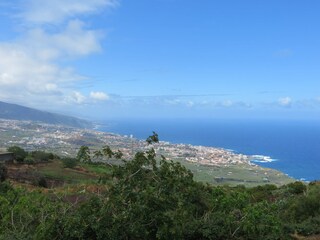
top-left (0, 101), bottom-right (92, 128)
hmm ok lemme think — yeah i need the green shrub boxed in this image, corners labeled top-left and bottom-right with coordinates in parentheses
top-left (7, 146), bottom-right (27, 162)
top-left (0, 164), bottom-right (7, 182)
top-left (31, 151), bottom-right (54, 162)
top-left (37, 177), bottom-right (48, 188)
top-left (62, 157), bottom-right (78, 168)
top-left (0, 181), bottom-right (13, 193)
top-left (24, 155), bottom-right (35, 165)
top-left (287, 181), bottom-right (306, 195)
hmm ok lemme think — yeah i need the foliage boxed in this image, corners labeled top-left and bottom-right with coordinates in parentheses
top-left (97, 151), bottom-right (209, 239)
top-left (5, 147), bottom-right (55, 164)
top-left (76, 146), bottom-right (91, 163)
top-left (286, 181), bottom-right (307, 195)
top-left (146, 131), bottom-right (159, 144)
top-left (0, 164), bottom-right (7, 182)
top-left (62, 157), bottom-right (78, 168)
top-left (31, 151), bottom-right (54, 162)
top-left (37, 176), bottom-right (48, 188)
top-left (93, 150), bottom-right (103, 161)
top-left (1, 134), bottom-right (320, 239)
top-left (248, 184), bottom-right (278, 202)
top-left (0, 187), bottom-right (68, 239)
top-left (24, 154), bottom-right (35, 165)
top-left (102, 145), bottom-right (113, 158)
top-left (0, 181), bottom-right (13, 194)
top-left (7, 145), bottom-right (27, 162)
top-left (81, 162), bottom-right (112, 175)
top-left (114, 149), bottom-right (123, 159)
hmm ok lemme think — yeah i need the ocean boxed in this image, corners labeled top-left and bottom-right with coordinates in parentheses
top-left (98, 118), bottom-right (320, 182)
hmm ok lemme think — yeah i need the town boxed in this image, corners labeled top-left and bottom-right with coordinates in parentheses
top-left (1, 118), bottom-right (250, 167)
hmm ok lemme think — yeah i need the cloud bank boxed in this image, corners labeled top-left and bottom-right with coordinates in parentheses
top-left (0, 0), bottom-right (115, 109)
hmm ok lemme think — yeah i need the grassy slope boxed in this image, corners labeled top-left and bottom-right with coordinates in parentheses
top-left (7, 157), bottom-right (293, 189)
top-left (36, 161), bottom-right (97, 183)
top-left (37, 160), bottom-right (294, 188)
top-left (7, 161), bottom-right (113, 188)
top-left (177, 160), bottom-right (294, 187)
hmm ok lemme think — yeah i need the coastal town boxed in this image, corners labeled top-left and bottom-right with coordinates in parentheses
top-left (0, 118), bottom-right (250, 166)
top-left (0, 118), bottom-right (293, 186)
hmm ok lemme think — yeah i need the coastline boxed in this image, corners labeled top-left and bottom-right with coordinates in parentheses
top-left (0, 119), bottom-right (295, 186)
top-left (97, 119), bottom-right (320, 182)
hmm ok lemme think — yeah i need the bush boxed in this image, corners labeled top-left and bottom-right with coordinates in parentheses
top-left (62, 157), bottom-right (78, 168)
top-left (24, 155), bottom-right (35, 165)
top-left (7, 146), bottom-right (27, 162)
top-left (0, 164), bottom-right (7, 182)
top-left (38, 177), bottom-right (48, 188)
top-left (0, 181), bottom-right (13, 193)
top-left (287, 181), bottom-right (306, 195)
top-left (31, 151), bottom-right (54, 162)
top-left (249, 184), bottom-right (278, 202)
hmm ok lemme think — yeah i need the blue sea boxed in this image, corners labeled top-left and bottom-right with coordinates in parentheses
top-left (98, 118), bottom-right (320, 181)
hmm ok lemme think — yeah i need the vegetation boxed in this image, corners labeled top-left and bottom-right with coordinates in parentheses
top-left (7, 146), bottom-right (28, 162)
top-left (30, 150), bottom-right (55, 162)
top-left (76, 145), bottom-right (91, 163)
top-left (1, 133), bottom-right (320, 239)
top-left (61, 157), bottom-right (78, 168)
top-left (6, 146), bottom-right (56, 163)
top-left (0, 164), bottom-right (7, 182)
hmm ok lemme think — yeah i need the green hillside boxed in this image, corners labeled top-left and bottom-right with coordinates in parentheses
top-left (1, 138), bottom-right (320, 239)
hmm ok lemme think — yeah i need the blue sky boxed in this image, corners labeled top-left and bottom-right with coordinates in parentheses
top-left (0, 0), bottom-right (320, 120)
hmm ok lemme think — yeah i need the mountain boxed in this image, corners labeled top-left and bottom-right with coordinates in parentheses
top-left (0, 101), bottom-right (92, 129)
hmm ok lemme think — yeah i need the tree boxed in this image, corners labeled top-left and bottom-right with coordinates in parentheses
top-left (114, 150), bottom-right (123, 160)
top-left (62, 157), bottom-right (78, 168)
top-left (89, 133), bottom-right (210, 239)
top-left (31, 151), bottom-right (54, 162)
top-left (146, 131), bottom-right (159, 144)
top-left (24, 154), bottom-right (35, 165)
top-left (76, 146), bottom-right (91, 163)
top-left (102, 145), bottom-right (113, 159)
top-left (7, 146), bottom-right (27, 162)
top-left (93, 150), bottom-right (103, 161)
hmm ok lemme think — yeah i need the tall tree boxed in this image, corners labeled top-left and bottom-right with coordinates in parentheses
top-left (76, 146), bottom-right (91, 163)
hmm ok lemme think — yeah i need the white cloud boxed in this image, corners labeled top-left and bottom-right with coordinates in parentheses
top-left (0, 44), bottom-right (78, 94)
top-left (221, 100), bottom-right (233, 107)
top-left (19, 0), bottom-right (118, 25)
top-left (25, 20), bottom-right (103, 60)
top-left (90, 91), bottom-right (110, 101)
top-left (67, 91), bottom-right (87, 104)
top-left (278, 97), bottom-right (292, 107)
top-left (0, 0), bottom-right (116, 109)
top-left (164, 99), bottom-right (181, 105)
top-left (186, 101), bottom-right (194, 107)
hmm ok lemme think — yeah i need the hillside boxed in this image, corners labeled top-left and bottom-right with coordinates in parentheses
top-left (0, 101), bottom-right (92, 128)
top-left (0, 147), bottom-right (319, 239)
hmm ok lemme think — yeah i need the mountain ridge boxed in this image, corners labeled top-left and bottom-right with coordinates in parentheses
top-left (0, 101), bottom-right (92, 129)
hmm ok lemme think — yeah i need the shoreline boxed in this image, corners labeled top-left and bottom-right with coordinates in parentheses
top-left (0, 119), bottom-right (296, 186)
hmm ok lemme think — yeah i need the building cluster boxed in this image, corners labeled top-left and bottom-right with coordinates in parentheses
top-left (153, 142), bottom-right (250, 167)
top-left (0, 118), bottom-right (252, 167)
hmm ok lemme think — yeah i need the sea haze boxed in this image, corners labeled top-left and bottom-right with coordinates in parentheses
top-left (99, 118), bottom-right (320, 181)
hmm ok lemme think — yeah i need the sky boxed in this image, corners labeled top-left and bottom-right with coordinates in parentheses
top-left (0, 0), bottom-right (320, 121)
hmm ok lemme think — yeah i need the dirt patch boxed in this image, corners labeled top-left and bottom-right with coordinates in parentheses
top-left (4, 161), bottom-right (99, 188)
